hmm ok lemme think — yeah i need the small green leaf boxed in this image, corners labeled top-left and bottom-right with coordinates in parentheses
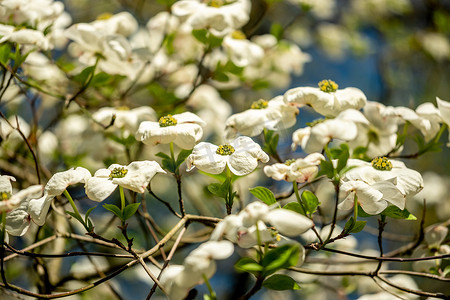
top-left (103, 204), bottom-right (124, 221)
top-left (249, 186), bottom-right (277, 205)
top-left (261, 244), bottom-right (300, 276)
top-left (207, 178), bottom-right (231, 199)
top-left (234, 257), bottom-right (263, 275)
top-left (90, 72), bottom-right (113, 87)
top-left (317, 159), bottom-right (334, 179)
top-left (283, 202), bottom-right (303, 214)
top-left (381, 206), bottom-right (417, 220)
top-left (84, 206), bottom-right (96, 223)
top-left (155, 152), bottom-right (171, 160)
top-left (301, 190), bottom-right (319, 214)
top-left (0, 43), bottom-right (11, 65)
top-left (73, 65), bottom-right (95, 85)
top-left (263, 274), bottom-right (300, 291)
top-left (192, 29), bottom-right (208, 44)
top-left (123, 203), bottom-right (141, 220)
top-left (336, 144), bottom-right (349, 174)
top-left (176, 149), bottom-right (192, 168)
top-left (352, 146), bottom-right (369, 160)
top-left (343, 217), bottom-right (367, 234)
top-left (357, 205), bottom-right (374, 218)
top-left (66, 211), bottom-right (84, 225)
top-left (270, 23), bottom-right (284, 41)
top-left (161, 158), bottom-right (177, 173)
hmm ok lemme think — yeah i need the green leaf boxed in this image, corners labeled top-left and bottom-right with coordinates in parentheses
top-left (381, 206), bottom-right (417, 220)
top-left (336, 144), bottom-right (349, 174)
top-left (357, 205), bottom-right (374, 218)
top-left (343, 217), bottom-right (366, 234)
top-left (66, 211), bottom-right (84, 225)
top-left (317, 159), bottom-right (334, 179)
top-left (270, 23), bottom-right (284, 41)
top-left (103, 204), bottom-right (124, 221)
top-left (263, 274), bottom-right (300, 291)
top-left (73, 65), bottom-right (95, 85)
top-left (283, 202), bottom-right (303, 214)
top-left (198, 170), bottom-right (238, 182)
top-left (84, 206), bottom-right (96, 223)
top-left (352, 146), bottom-right (369, 160)
top-left (161, 158), bottom-right (177, 173)
top-left (208, 178), bottom-right (231, 199)
top-left (191, 29), bottom-right (223, 48)
top-left (123, 203), bottom-right (141, 220)
top-left (261, 244), bottom-right (300, 276)
top-left (234, 257), bottom-right (263, 275)
top-left (249, 186), bottom-right (277, 205)
top-left (0, 43), bottom-right (11, 65)
top-left (90, 72), bottom-right (113, 87)
top-left (301, 190), bottom-right (319, 214)
top-left (176, 149), bottom-right (192, 168)
top-left (155, 152), bottom-right (171, 160)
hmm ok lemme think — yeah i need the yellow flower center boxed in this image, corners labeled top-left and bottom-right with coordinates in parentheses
top-left (284, 159), bottom-right (296, 166)
top-left (231, 30), bottom-right (246, 40)
top-left (371, 157), bottom-right (393, 171)
top-left (96, 12), bottom-right (113, 20)
top-left (251, 99), bottom-right (269, 109)
top-left (116, 106), bottom-right (130, 111)
top-left (216, 144), bottom-right (235, 156)
top-left (109, 167), bottom-right (128, 179)
top-left (159, 115), bottom-right (177, 127)
top-left (1, 191), bottom-right (11, 201)
top-left (204, 0), bottom-right (226, 7)
top-left (318, 79), bottom-right (338, 93)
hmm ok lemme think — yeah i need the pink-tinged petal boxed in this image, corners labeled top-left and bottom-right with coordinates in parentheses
top-left (187, 142), bottom-right (227, 174)
top-left (113, 161), bottom-right (165, 193)
top-left (85, 177), bottom-right (118, 202)
top-left (265, 208), bottom-right (314, 236)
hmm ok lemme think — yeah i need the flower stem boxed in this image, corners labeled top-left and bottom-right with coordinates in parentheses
top-left (202, 273), bottom-right (217, 300)
top-left (293, 181), bottom-right (307, 215)
top-left (119, 186), bottom-right (126, 212)
top-left (64, 190), bottom-right (82, 218)
top-left (353, 195), bottom-right (358, 223)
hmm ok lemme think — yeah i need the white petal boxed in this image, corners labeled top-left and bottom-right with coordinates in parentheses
top-left (28, 194), bottom-right (53, 226)
top-left (187, 142), bottom-right (227, 174)
top-left (85, 177), bottom-right (118, 202)
top-left (113, 161), bottom-right (165, 193)
top-left (265, 208), bottom-right (314, 236)
top-left (174, 112), bottom-right (206, 127)
top-left (5, 200), bottom-right (31, 236)
top-left (44, 167), bottom-right (91, 196)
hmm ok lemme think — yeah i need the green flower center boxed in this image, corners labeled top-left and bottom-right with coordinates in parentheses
top-left (216, 144), bottom-right (235, 156)
top-left (159, 115), bottom-right (177, 127)
top-left (284, 159), bottom-right (296, 166)
top-left (109, 167), bottom-right (128, 179)
top-left (251, 99), bottom-right (268, 109)
top-left (231, 30), bottom-right (246, 40)
top-left (318, 79), bottom-right (338, 93)
top-left (1, 191), bottom-right (11, 201)
top-left (371, 157), bottom-right (393, 171)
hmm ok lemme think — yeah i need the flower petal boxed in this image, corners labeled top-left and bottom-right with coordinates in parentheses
top-left (265, 208), bottom-right (314, 236)
top-left (113, 161), bottom-right (165, 193)
top-left (85, 177), bottom-right (118, 202)
top-left (187, 142), bottom-right (227, 174)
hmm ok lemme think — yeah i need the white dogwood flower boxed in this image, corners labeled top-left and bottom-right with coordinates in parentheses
top-left (264, 153), bottom-right (325, 182)
top-left (187, 136), bottom-right (269, 176)
top-left (211, 202), bottom-right (314, 248)
top-left (28, 167), bottom-right (92, 226)
top-left (0, 175), bottom-right (43, 212)
top-left (284, 79), bottom-right (367, 117)
top-left (93, 106), bottom-right (156, 137)
top-left (224, 96), bottom-right (299, 140)
top-left (160, 240), bottom-right (234, 300)
top-left (339, 157), bottom-right (423, 214)
top-left (171, 0), bottom-right (251, 37)
top-left (135, 112), bottom-right (206, 149)
top-left (85, 161), bottom-right (165, 202)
